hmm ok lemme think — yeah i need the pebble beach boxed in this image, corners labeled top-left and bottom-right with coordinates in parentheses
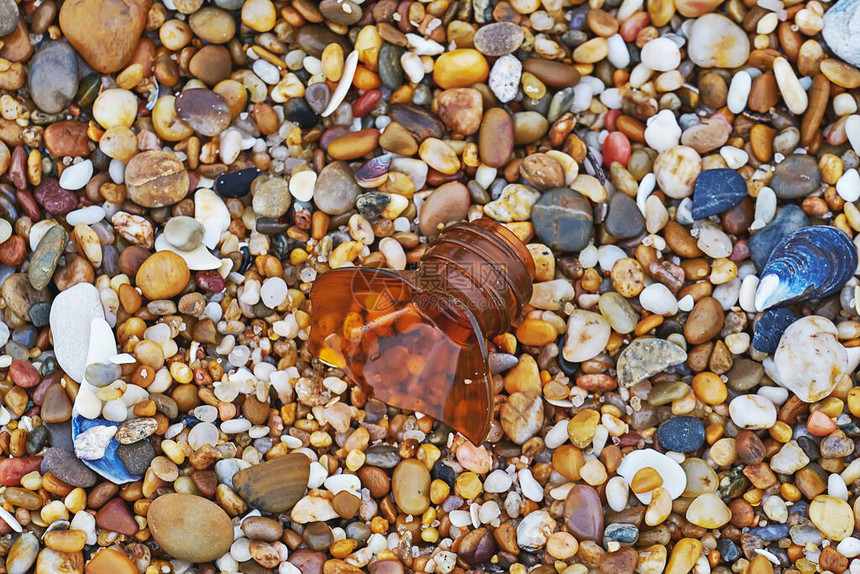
top-left (3, 0), bottom-right (860, 571)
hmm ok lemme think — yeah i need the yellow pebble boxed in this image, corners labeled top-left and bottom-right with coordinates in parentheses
top-left (430, 479), bottom-right (450, 504)
top-left (160, 439), bottom-right (186, 464)
top-left (345, 449), bottom-right (365, 472)
top-left (64, 488), bottom-right (87, 514)
top-left (666, 538), bottom-right (702, 574)
top-left (455, 471), bottom-right (483, 500)
top-left (709, 258), bottom-right (737, 285)
top-left (691, 372), bottom-right (728, 405)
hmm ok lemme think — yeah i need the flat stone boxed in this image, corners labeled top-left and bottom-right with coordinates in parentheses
top-left (419, 182), bottom-right (470, 237)
top-left (770, 154), bottom-right (821, 199)
top-left (148, 493), bottom-right (235, 562)
top-left (59, 0), bottom-right (149, 73)
top-left (34, 548), bottom-right (83, 574)
top-left (95, 498), bottom-right (138, 536)
top-left (27, 42), bottom-right (78, 114)
top-left (616, 338), bottom-right (687, 387)
top-left (564, 485), bottom-right (603, 542)
top-left (233, 453), bottom-right (311, 512)
top-left (174, 89), bottom-right (231, 137)
top-left (40, 447), bottom-right (98, 488)
top-left (772, 315), bottom-right (847, 403)
top-left (392, 459), bottom-right (431, 515)
top-left (49, 283), bottom-right (104, 383)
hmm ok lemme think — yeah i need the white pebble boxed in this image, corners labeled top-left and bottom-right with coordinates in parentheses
top-left (253, 59), bottom-right (280, 85)
top-left (829, 473), bottom-right (850, 500)
top-left (66, 205), bottom-right (106, 226)
top-left (607, 34), bottom-right (630, 69)
top-left (720, 146), bottom-right (748, 169)
top-left (727, 71), bottom-right (752, 114)
top-left (484, 470), bottom-right (513, 493)
top-left (639, 283), bottom-right (678, 315)
top-left (641, 37), bottom-right (680, 71)
top-left (517, 469), bottom-right (544, 502)
top-left (837, 168), bottom-right (860, 202)
top-left (835, 93), bottom-right (858, 117)
top-left (289, 170), bottom-right (316, 202)
top-left (644, 109), bottom-right (681, 153)
top-left (597, 244), bottom-right (626, 272)
top-left (606, 476), bottom-right (629, 512)
top-left (261, 277), bottom-right (288, 308)
top-left (59, 159), bottom-right (93, 191)
top-left (729, 395), bottom-right (776, 430)
top-left (839, 538), bottom-right (860, 558)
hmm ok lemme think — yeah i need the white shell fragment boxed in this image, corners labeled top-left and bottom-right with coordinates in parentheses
top-left (617, 449), bottom-right (687, 503)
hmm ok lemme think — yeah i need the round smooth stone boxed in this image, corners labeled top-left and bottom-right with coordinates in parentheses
top-left (686, 493), bottom-right (731, 528)
top-left (27, 41), bottom-right (79, 114)
top-left (252, 178), bottom-right (292, 218)
top-left (773, 315), bottom-right (847, 403)
top-left (531, 188), bottom-right (593, 252)
top-left (604, 193), bottom-right (645, 238)
top-left (174, 89), bottom-right (231, 137)
top-left (135, 252), bottom-right (190, 301)
top-left (770, 154), bottom-right (821, 199)
top-left (214, 167), bottom-right (260, 199)
top-left (687, 14), bottom-right (750, 68)
top-left (810, 495), bottom-right (855, 541)
top-left (148, 493), bottom-right (234, 562)
top-left (473, 22), bottom-right (524, 56)
top-left (163, 216), bottom-right (205, 251)
top-left (691, 168), bottom-right (747, 219)
top-left (391, 459), bottom-right (431, 515)
top-left (562, 310), bottom-right (610, 363)
top-left (313, 161), bottom-right (360, 215)
top-left (125, 151), bottom-right (189, 207)
top-left (729, 395), bottom-right (777, 430)
top-left (657, 416), bottom-right (705, 453)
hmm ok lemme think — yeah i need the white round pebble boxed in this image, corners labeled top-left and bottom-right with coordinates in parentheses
top-left (616, 449), bottom-right (687, 503)
top-left (720, 146), bottom-right (749, 169)
top-left (488, 54), bottom-right (521, 103)
top-left (221, 418), bottom-right (252, 434)
top-left (729, 395), bottom-right (777, 430)
top-left (261, 277), bottom-right (288, 308)
top-left (835, 93), bottom-right (858, 117)
top-left (639, 283), bottom-right (678, 315)
top-left (838, 538), bottom-right (860, 558)
top-left (59, 159), bottom-right (93, 191)
top-left (188, 421), bottom-right (219, 448)
top-left (230, 538), bottom-right (252, 562)
top-left (253, 59), bottom-right (280, 84)
top-left (640, 37), bottom-right (681, 71)
top-left (757, 385), bottom-right (789, 405)
top-left (66, 206), bottom-right (106, 226)
top-left (289, 170), bottom-right (316, 202)
top-left (838, 169), bottom-right (860, 202)
top-left (727, 71), bottom-right (752, 114)
top-left (484, 470), bottom-right (513, 493)
top-left (597, 244), bottom-right (626, 272)
top-left (644, 109), bottom-right (681, 153)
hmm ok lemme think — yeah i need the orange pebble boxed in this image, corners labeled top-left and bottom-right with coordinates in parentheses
top-left (353, 66), bottom-right (381, 90)
top-left (807, 410), bottom-right (836, 436)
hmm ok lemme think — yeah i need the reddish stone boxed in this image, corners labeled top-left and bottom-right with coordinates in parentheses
top-left (604, 109), bottom-right (621, 132)
top-left (0, 236), bottom-right (26, 266)
top-left (9, 146), bottom-right (26, 190)
top-left (9, 360), bottom-right (39, 388)
top-left (0, 456), bottom-right (43, 486)
top-left (620, 11), bottom-right (650, 42)
top-left (603, 131), bottom-right (631, 167)
top-left (96, 498), bottom-right (139, 536)
top-left (729, 239), bottom-right (749, 262)
top-left (353, 89), bottom-right (382, 118)
top-left (15, 190), bottom-right (41, 220)
top-left (195, 271), bottom-right (225, 293)
top-left (576, 374), bottom-right (617, 392)
top-left (44, 120), bottom-right (91, 157)
top-left (35, 178), bottom-right (78, 215)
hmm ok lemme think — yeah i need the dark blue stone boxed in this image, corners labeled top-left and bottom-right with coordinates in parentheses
top-left (748, 524), bottom-right (789, 541)
top-left (717, 539), bottom-right (741, 563)
top-left (604, 523), bottom-right (639, 545)
top-left (283, 97), bottom-right (319, 129)
top-left (748, 205), bottom-right (809, 271)
top-left (755, 226), bottom-right (858, 310)
top-left (691, 168), bottom-right (747, 219)
top-left (214, 167), bottom-right (260, 198)
top-left (657, 416), bottom-right (705, 453)
top-left (752, 308), bottom-right (796, 354)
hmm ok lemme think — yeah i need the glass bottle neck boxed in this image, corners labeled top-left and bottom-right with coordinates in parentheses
top-left (413, 219), bottom-right (535, 339)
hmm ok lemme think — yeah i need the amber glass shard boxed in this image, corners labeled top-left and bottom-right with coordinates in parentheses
top-left (308, 219), bottom-right (534, 444)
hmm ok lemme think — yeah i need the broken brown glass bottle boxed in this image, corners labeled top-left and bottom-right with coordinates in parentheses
top-left (308, 218), bottom-right (535, 444)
